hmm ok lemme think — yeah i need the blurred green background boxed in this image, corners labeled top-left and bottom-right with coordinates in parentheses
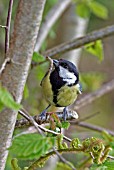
top-left (0, 0), bottom-right (114, 169)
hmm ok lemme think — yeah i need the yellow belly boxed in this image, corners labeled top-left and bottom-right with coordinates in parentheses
top-left (57, 85), bottom-right (78, 107)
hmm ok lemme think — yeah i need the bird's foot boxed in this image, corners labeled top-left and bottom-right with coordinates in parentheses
top-left (63, 107), bottom-right (69, 121)
top-left (39, 110), bottom-right (47, 122)
top-left (38, 105), bottom-right (51, 122)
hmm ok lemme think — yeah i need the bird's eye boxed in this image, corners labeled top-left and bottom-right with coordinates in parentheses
top-left (61, 63), bottom-right (68, 69)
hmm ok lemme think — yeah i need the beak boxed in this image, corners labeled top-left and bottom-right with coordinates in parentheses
top-left (53, 59), bottom-right (59, 67)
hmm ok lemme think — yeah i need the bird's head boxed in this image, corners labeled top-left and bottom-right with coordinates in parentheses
top-left (53, 59), bottom-right (81, 90)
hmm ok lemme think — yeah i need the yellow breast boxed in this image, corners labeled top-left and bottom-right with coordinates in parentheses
top-left (41, 73), bottom-right (79, 107)
top-left (57, 85), bottom-right (78, 107)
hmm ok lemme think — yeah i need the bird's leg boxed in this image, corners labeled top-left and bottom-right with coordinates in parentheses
top-left (39, 104), bottom-right (51, 121)
top-left (63, 107), bottom-right (69, 121)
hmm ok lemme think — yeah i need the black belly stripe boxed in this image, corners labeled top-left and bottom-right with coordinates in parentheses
top-left (50, 70), bottom-right (66, 106)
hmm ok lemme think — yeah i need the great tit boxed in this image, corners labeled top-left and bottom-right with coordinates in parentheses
top-left (39, 58), bottom-right (82, 121)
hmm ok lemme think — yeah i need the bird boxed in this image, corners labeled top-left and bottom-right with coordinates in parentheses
top-left (39, 58), bottom-right (82, 121)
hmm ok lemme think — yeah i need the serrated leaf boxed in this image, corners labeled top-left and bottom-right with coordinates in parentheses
top-left (10, 134), bottom-right (55, 160)
top-left (76, 3), bottom-right (90, 18)
top-left (89, 1), bottom-right (108, 19)
top-left (61, 121), bottom-right (70, 129)
top-left (85, 40), bottom-right (104, 62)
top-left (90, 161), bottom-right (114, 170)
top-left (0, 85), bottom-right (21, 110)
top-left (32, 52), bottom-right (45, 63)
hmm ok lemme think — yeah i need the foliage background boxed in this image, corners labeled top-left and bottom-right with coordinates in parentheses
top-left (0, 0), bottom-right (114, 169)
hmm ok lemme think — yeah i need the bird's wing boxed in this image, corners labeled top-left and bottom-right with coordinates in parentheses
top-left (40, 71), bottom-right (49, 86)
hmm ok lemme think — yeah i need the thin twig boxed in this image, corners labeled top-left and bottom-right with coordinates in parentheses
top-left (43, 25), bottom-right (114, 57)
top-left (75, 112), bottom-right (100, 122)
top-left (75, 79), bottom-right (114, 110)
top-left (72, 121), bottom-right (114, 136)
top-left (19, 109), bottom-right (43, 135)
top-left (0, 57), bottom-right (11, 75)
top-left (34, 0), bottom-right (71, 51)
top-left (0, 25), bottom-right (7, 28)
top-left (107, 155), bottom-right (114, 160)
top-left (5, 0), bottom-right (14, 54)
top-left (53, 147), bottom-right (76, 170)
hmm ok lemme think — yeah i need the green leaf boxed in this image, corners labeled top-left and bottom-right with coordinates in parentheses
top-left (104, 161), bottom-right (114, 170)
top-left (23, 84), bottom-right (29, 99)
top-left (85, 40), bottom-right (104, 62)
top-left (36, 65), bottom-right (45, 81)
top-left (0, 85), bottom-right (21, 110)
top-left (109, 141), bottom-right (114, 149)
top-left (61, 121), bottom-right (70, 129)
top-left (10, 134), bottom-right (55, 160)
top-left (49, 29), bottom-right (56, 39)
top-left (80, 72), bottom-right (105, 91)
top-left (90, 161), bottom-right (114, 170)
top-left (32, 52), bottom-right (45, 63)
top-left (0, 100), bottom-right (4, 111)
top-left (55, 162), bottom-right (72, 170)
top-left (76, 3), bottom-right (90, 18)
top-left (90, 164), bottom-right (107, 170)
top-left (89, 1), bottom-right (108, 19)
top-left (35, 62), bottom-right (49, 81)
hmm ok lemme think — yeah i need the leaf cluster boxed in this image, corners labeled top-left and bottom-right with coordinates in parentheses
top-left (0, 84), bottom-right (21, 111)
top-left (9, 131), bottom-right (114, 170)
top-left (75, 0), bottom-right (108, 19)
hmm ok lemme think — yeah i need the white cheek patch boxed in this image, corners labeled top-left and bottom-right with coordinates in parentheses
top-left (59, 66), bottom-right (77, 85)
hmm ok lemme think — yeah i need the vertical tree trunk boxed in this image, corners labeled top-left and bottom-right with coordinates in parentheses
top-left (0, 0), bottom-right (46, 169)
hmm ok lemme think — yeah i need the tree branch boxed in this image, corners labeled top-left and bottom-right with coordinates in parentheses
top-left (43, 25), bottom-right (114, 57)
top-left (16, 109), bottom-right (78, 128)
top-left (5, 0), bottom-right (14, 54)
top-left (34, 0), bottom-right (72, 51)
